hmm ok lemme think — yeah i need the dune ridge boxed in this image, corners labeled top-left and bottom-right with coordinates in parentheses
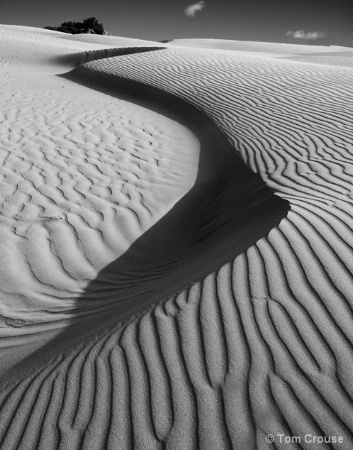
top-left (1, 26), bottom-right (353, 449)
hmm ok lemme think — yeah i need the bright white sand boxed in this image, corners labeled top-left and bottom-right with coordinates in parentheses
top-left (1, 25), bottom-right (353, 449)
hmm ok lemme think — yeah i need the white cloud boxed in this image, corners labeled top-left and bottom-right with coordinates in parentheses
top-left (286, 30), bottom-right (326, 40)
top-left (185, 1), bottom-right (206, 18)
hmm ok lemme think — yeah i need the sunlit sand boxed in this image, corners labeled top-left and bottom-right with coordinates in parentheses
top-left (0, 24), bottom-right (353, 449)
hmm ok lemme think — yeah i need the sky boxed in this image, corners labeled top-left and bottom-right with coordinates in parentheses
top-left (1, 0), bottom-right (352, 46)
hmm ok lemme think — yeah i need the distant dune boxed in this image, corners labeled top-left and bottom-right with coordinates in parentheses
top-left (0, 25), bottom-right (353, 449)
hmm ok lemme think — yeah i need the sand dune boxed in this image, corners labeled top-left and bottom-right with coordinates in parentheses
top-left (1, 25), bottom-right (353, 449)
top-left (169, 38), bottom-right (353, 67)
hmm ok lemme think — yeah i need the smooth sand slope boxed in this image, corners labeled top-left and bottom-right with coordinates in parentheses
top-left (0, 25), bottom-right (353, 449)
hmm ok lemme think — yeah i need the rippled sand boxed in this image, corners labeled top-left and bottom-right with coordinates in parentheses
top-left (0, 25), bottom-right (353, 449)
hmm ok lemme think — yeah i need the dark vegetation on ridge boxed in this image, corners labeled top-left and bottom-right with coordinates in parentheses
top-left (44, 17), bottom-right (108, 35)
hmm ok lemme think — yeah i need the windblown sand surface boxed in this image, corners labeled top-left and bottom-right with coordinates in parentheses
top-left (0, 25), bottom-right (353, 449)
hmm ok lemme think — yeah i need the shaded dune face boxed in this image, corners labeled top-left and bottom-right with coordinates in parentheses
top-left (2, 28), bottom-right (353, 450)
top-left (61, 69), bottom-right (289, 301)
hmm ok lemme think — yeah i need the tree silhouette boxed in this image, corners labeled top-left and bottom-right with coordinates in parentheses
top-left (44, 17), bottom-right (107, 35)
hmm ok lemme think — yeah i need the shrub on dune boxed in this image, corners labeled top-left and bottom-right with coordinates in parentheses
top-left (44, 17), bottom-right (108, 35)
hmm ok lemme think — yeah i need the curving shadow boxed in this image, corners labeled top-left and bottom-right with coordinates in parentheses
top-left (50, 46), bottom-right (166, 71)
top-left (1, 50), bottom-right (290, 381)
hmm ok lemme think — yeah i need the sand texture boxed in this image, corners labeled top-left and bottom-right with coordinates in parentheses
top-left (0, 25), bottom-right (353, 449)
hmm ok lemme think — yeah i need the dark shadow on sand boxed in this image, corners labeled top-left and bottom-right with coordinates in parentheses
top-left (2, 49), bottom-right (290, 380)
top-left (50, 46), bottom-right (166, 70)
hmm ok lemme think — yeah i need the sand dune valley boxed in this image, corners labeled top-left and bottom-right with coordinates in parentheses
top-left (1, 24), bottom-right (353, 449)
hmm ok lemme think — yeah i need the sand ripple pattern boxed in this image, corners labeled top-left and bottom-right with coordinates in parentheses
top-left (0, 67), bottom-right (198, 343)
top-left (1, 30), bottom-right (353, 449)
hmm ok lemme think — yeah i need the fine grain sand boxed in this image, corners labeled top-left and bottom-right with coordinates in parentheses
top-left (0, 24), bottom-right (353, 449)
